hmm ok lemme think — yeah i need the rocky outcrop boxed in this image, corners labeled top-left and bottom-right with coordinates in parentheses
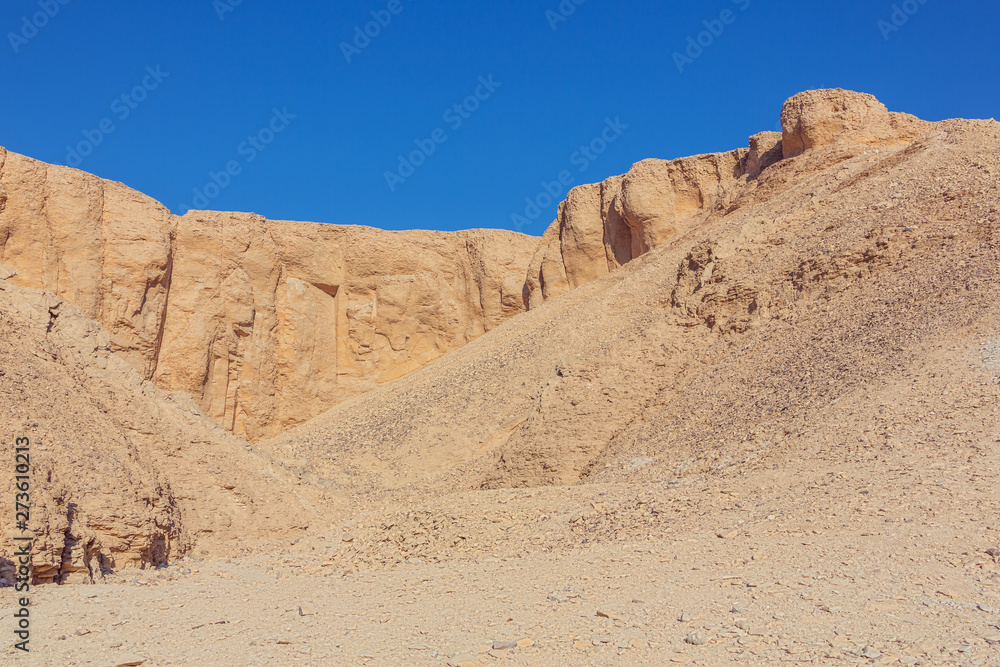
top-left (0, 270), bottom-right (322, 583)
top-left (0, 154), bottom-right (536, 440)
top-left (0, 89), bottom-right (938, 442)
top-left (780, 88), bottom-right (930, 158)
top-left (265, 99), bottom-right (998, 496)
top-left (525, 89), bottom-right (934, 309)
top-left (524, 151), bottom-right (748, 308)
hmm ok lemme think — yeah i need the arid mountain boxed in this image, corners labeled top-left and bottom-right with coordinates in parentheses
top-left (1, 89), bottom-right (998, 666)
top-left (263, 89), bottom-right (998, 495)
top-left (0, 160), bottom-right (536, 440)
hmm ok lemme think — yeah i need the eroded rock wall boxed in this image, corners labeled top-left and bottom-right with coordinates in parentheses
top-left (525, 89), bottom-right (933, 309)
top-left (0, 155), bottom-right (537, 440)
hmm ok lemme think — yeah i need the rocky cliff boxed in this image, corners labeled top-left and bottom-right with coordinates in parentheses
top-left (524, 89), bottom-right (932, 308)
top-left (0, 157), bottom-right (536, 440)
top-left (0, 271), bottom-right (326, 584)
top-left (263, 89), bottom-right (997, 493)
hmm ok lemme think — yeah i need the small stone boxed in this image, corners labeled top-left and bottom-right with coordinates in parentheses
top-left (573, 640), bottom-right (591, 650)
top-left (100, 655), bottom-right (146, 667)
top-left (492, 640), bottom-right (517, 650)
top-left (74, 627), bottom-right (91, 636)
top-left (298, 606), bottom-right (315, 616)
top-left (596, 610), bottom-right (611, 618)
top-left (986, 547), bottom-right (999, 559)
top-left (862, 647), bottom-right (882, 659)
top-left (679, 612), bottom-right (693, 623)
top-left (448, 654), bottom-right (479, 667)
top-left (900, 658), bottom-right (919, 666)
top-left (985, 635), bottom-right (1000, 645)
top-left (685, 631), bottom-right (708, 646)
top-left (731, 604), bottom-right (746, 614)
top-left (516, 638), bottom-right (534, 648)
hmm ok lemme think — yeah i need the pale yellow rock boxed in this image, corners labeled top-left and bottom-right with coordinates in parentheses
top-left (525, 89), bottom-right (933, 310)
top-left (746, 131), bottom-right (783, 177)
top-left (525, 150), bottom-right (745, 308)
top-left (0, 277), bottom-right (324, 584)
top-left (0, 159), bottom-right (537, 440)
top-left (780, 88), bottom-right (930, 158)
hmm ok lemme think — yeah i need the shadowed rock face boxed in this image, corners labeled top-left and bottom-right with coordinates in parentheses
top-left (0, 153), bottom-right (537, 440)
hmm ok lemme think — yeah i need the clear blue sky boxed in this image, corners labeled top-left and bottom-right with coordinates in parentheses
top-left (2, 0), bottom-right (997, 235)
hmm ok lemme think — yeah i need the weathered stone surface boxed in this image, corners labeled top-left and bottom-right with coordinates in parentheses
top-left (0, 276), bottom-right (322, 583)
top-left (780, 88), bottom-right (930, 158)
top-left (525, 150), bottom-right (746, 308)
top-left (0, 159), bottom-right (536, 440)
top-left (525, 89), bottom-right (934, 309)
top-left (746, 131), bottom-right (783, 177)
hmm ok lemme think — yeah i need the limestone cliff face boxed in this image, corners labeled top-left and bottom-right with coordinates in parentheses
top-left (0, 149), bottom-right (536, 440)
top-left (524, 150), bottom-right (749, 308)
top-left (0, 89), bottom-right (933, 441)
top-left (524, 89), bottom-right (932, 309)
top-left (0, 270), bottom-right (327, 583)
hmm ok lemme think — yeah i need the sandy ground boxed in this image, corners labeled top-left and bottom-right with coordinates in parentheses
top-left (9, 417), bottom-right (1000, 666)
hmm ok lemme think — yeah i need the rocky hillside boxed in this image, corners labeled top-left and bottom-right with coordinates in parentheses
top-left (525, 89), bottom-right (931, 307)
top-left (262, 89), bottom-right (999, 496)
top-left (0, 271), bottom-right (328, 584)
top-left (0, 162), bottom-right (536, 440)
top-left (1, 88), bottom-right (997, 591)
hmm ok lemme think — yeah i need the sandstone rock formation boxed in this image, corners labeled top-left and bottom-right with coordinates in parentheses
top-left (524, 89), bottom-right (934, 308)
top-left (264, 90), bottom-right (997, 494)
top-left (779, 88), bottom-right (930, 158)
top-left (0, 270), bottom-right (324, 584)
top-left (0, 150), bottom-right (536, 440)
top-left (2, 88), bottom-right (994, 585)
top-left (2, 89), bottom-right (996, 666)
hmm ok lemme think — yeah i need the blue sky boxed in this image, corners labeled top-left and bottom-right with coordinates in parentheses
top-left (1, 0), bottom-right (997, 235)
